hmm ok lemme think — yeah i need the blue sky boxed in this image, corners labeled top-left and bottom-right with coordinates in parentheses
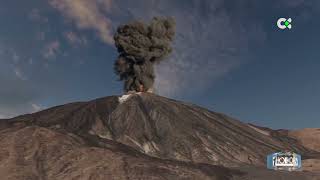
top-left (0, 0), bottom-right (319, 129)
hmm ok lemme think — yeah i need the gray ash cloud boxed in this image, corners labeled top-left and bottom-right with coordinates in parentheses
top-left (113, 17), bottom-right (175, 92)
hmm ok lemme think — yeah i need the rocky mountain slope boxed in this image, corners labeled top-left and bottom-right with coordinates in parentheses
top-left (289, 129), bottom-right (320, 152)
top-left (288, 128), bottom-right (320, 172)
top-left (0, 93), bottom-right (319, 179)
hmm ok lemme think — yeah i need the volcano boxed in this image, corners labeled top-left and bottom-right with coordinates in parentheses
top-left (0, 93), bottom-right (319, 180)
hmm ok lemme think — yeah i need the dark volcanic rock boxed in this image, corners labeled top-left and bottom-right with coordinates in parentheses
top-left (1, 93), bottom-right (319, 179)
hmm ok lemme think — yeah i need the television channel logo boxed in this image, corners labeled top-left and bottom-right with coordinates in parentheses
top-left (277, 18), bottom-right (292, 30)
top-left (267, 151), bottom-right (301, 171)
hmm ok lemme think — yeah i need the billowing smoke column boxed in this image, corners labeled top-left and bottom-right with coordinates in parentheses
top-left (114, 17), bottom-right (176, 93)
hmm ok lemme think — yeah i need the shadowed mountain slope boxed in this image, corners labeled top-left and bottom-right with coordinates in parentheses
top-left (1, 93), bottom-right (319, 179)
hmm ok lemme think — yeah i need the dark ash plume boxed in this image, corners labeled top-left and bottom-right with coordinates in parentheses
top-left (114, 17), bottom-right (176, 92)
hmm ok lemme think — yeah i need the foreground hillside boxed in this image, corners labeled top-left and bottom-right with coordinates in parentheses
top-left (0, 93), bottom-right (319, 179)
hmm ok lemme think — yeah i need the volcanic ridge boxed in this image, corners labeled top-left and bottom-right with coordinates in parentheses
top-left (0, 93), bottom-right (320, 180)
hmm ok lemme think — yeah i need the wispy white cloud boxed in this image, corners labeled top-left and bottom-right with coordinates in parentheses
top-left (0, 74), bottom-right (43, 118)
top-left (13, 67), bottom-right (27, 81)
top-left (31, 103), bottom-right (44, 113)
top-left (12, 51), bottom-right (20, 63)
top-left (43, 40), bottom-right (60, 59)
top-left (28, 8), bottom-right (49, 23)
top-left (49, 0), bottom-right (114, 44)
top-left (64, 31), bottom-right (87, 47)
top-left (0, 103), bottom-right (42, 119)
top-left (0, 114), bottom-right (6, 119)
